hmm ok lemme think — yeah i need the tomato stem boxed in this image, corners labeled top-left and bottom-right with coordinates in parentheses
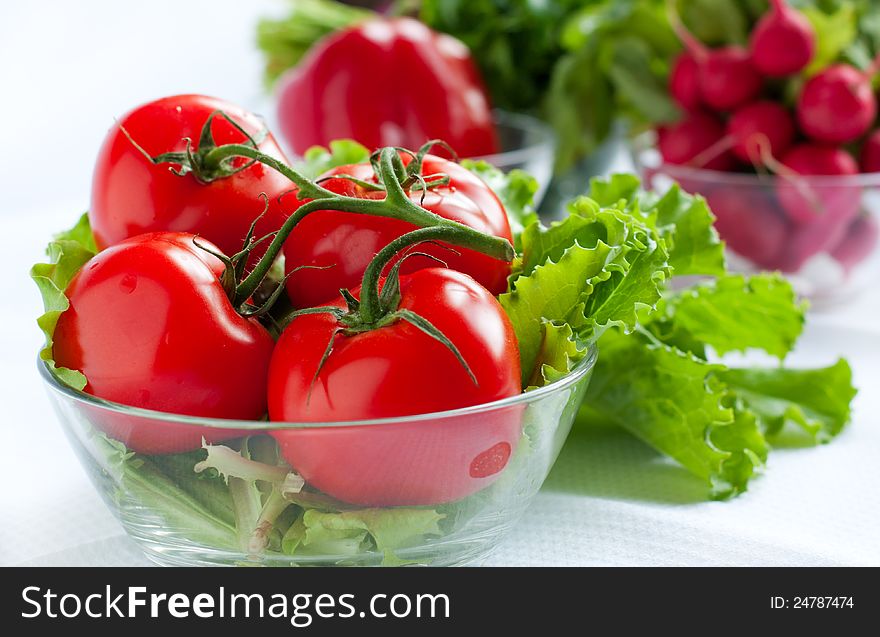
top-left (357, 225), bottom-right (507, 324)
top-left (202, 143), bottom-right (335, 200)
top-left (230, 147), bottom-right (513, 307)
top-left (142, 114), bottom-right (515, 312)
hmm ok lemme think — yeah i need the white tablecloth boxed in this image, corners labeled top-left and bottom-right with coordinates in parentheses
top-left (1, 0), bottom-right (878, 567)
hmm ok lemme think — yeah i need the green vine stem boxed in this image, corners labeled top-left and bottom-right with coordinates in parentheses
top-left (226, 146), bottom-right (513, 306)
top-left (142, 113), bottom-right (515, 310)
top-left (356, 225), bottom-right (503, 324)
top-left (280, 225), bottom-right (504, 387)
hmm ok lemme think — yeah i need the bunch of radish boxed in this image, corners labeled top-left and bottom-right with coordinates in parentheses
top-left (657, 0), bottom-right (879, 275)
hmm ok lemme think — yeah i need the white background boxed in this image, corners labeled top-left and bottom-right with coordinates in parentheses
top-left (1, 1), bottom-right (878, 566)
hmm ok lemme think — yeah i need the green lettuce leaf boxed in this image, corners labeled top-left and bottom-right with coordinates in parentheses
top-left (462, 159), bottom-right (539, 249)
top-left (30, 213), bottom-right (97, 390)
top-left (92, 433), bottom-right (238, 549)
top-left (650, 274), bottom-right (807, 359)
top-left (589, 175), bottom-right (725, 277)
top-left (501, 240), bottom-right (612, 384)
top-left (282, 507), bottom-right (443, 563)
top-left (503, 194), bottom-right (669, 386)
top-left (719, 360), bottom-right (856, 443)
top-left (516, 196), bottom-right (608, 277)
top-left (298, 139), bottom-right (370, 179)
top-left (528, 321), bottom-right (589, 389)
top-left (639, 186), bottom-right (724, 276)
top-left (579, 329), bottom-right (767, 499)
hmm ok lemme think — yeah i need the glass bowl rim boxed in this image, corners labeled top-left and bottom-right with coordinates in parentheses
top-left (38, 342), bottom-right (597, 430)
top-left (469, 110), bottom-right (555, 167)
top-left (631, 131), bottom-right (880, 187)
top-left (283, 109), bottom-right (555, 167)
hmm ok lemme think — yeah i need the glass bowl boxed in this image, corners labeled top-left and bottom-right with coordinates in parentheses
top-left (39, 346), bottom-right (596, 567)
top-left (633, 135), bottom-right (880, 305)
top-left (255, 98), bottom-right (558, 207)
top-left (471, 111), bottom-right (556, 204)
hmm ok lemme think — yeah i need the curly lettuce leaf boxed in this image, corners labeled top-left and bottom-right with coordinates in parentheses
top-left (501, 240), bottom-right (613, 384)
top-left (719, 360), bottom-right (856, 443)
top-left (590, 175), bottom-right (725, 276)
top-left (579, 329), bottom-right (767, 499)
top-left (517, 196), bottom-right (610, 277)
top-left (298, 139), bottom-right (370, 179)
top-left (528, 321), bottom-right (589, 389)
top-left (30, 213), bottom-right (96, 390)
top-left (92, 433), bottom-right (239, 549)
top-left (93, 431), bottom-right (445, 563)
top-left (503, 194), bottom-right (669, 386)
top-left (462, 159), bottom-right (538, 249)
top-left (503, 209), bottom-right (666, 383)
top-left (282, 507), bottom-right (443, 564)
top-left (650, 274), bottom-right (807, 360)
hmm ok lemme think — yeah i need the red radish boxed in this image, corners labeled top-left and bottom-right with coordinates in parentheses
top-left (830, 215), bottom-right (879, 273)
top-left (669, 52), bottom-right (702, 110)
top-left (666, 1), bottom-right (762, 111)
top-left (774, 144), bottom-right (862, 264)
top-left (859, 129), bottom-right (880, 173)
top-left (707, 187), bottom-right (789, 270)
top-left (727, 101), bottom-right (795, 165)
top-left (796, 64), bottom-right (877, 144)
top-left (749, 0), bottom-right (815, 77)
top-left (699, 47), bottom-right (764, 111)
top-left (658, 110), bottom-right (735, 171)
top-left (781, 213), bottom-right (870, 273)
top-left (776, 144), bottom-right (860, 223)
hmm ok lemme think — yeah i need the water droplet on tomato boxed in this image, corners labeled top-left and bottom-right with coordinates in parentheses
top-left (469, 442), bottom-right (511, 478)
top-left (119, 274), bottom-right (137, 294)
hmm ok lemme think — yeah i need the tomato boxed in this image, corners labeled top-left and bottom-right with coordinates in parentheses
top-left (90, 95), bottom-right (292, 262)
top-left (283, 154), bottom-right (513, 307)
top-left (53, 233), bottom-right (275, 454)
top-left (268, 268), bottom-right (522, 506)
top-left (275, 17), bottom-right (499, 158)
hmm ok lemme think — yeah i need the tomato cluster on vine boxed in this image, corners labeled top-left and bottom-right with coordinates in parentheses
top-left (54, 94), bottom-right (522, 506)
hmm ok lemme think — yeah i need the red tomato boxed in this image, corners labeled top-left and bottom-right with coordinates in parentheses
top-left (268, 268), bottom-right (522, 506)
top-left (53, 233), bottom-right (275, 454)
top-left (275, 17), bottom-right (499, 158)
top-left (283, 154), bottom-right (513, 307)
top-left (90, 95), bottom-right (292, 262)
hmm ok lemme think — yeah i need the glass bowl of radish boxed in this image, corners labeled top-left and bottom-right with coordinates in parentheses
top-left (634, 136), bottom-right (880, 303)
top-left (629, 0), bottom-right (880, 303)
top-left (39, 345), bottom-right (596, 567)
